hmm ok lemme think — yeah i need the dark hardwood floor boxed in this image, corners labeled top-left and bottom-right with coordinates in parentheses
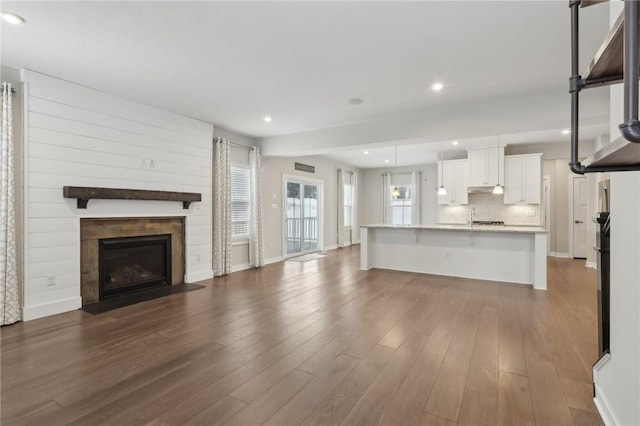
top-left (1, 246), bottom-right (604, 425)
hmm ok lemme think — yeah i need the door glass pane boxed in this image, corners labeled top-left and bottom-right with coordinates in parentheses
top-left (286, 182), bottom-right (302, 255)
top-left (303, 184), bottom-right (319, 251)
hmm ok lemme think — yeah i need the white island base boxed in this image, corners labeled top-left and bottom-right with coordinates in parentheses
top-left (360, 225), bottom-right (548, 290)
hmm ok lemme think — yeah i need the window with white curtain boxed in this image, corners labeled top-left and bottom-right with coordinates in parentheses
top-left (231, 166), bottom-right (250, 239)
top-left (344, 172), bottom-right (353, 228)
top-left (390, 185), bottom-right (413, 225)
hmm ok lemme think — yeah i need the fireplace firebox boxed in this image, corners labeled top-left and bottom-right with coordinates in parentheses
top-left (99, 234), bottom-right (172, 299)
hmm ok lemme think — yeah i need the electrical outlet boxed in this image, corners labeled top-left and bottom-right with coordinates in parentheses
top-left (46, 275), bottom-right (56, 286)
top-left (272, 193), bottom-right (277, 200)
top-left (141, 159), bottom-right (148, 167)
top-left (270, 242), bottom-right (274, 249)
top-left (149, 159), bottom-right (155, 168)
top-left (271, 203), bottom-right (278, 209)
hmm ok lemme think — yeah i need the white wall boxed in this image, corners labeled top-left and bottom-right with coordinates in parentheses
top-left (261, 155), bottom-right (360, 261)
top-left (21, 70), bottom-right (214, 320)
top-left (359, 164), bottom-right (439, 226)
top-left (593, 3), bottom-right (640, 424)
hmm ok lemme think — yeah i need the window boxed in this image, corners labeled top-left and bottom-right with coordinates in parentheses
top-left (343, 173), bottom-right (353, 229)
top-left (231, 166), bottom-right (250, 239)
top-left (390, 185), bottom-right (412, 225)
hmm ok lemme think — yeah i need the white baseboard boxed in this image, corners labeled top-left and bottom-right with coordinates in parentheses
top-left (324, 244), bottom-right (338, 251)
top-left (184, 269), bottom-right (214, 283)
top-left (23, 296), bottom-right (82, 321)
top-left (551, 252), bottom-right (571, 258)
top-left (585, 261), bottom-right (597, 270)
top-left (231, 263), bottom-right (251, 273)
top-left (265, 256), bottom-right (283, 265)
top-left (593, 384), bottom-right (618, 426)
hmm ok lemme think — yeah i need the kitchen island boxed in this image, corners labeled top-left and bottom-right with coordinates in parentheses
top-left (360, 224), bottom-right (548, 290)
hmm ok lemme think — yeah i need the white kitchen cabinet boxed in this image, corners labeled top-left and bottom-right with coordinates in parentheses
top-left (504, 154), bottom-right (542, 204)
top-left (438, 159), bottom-right (468, 205)
top-left (467, 146), bottom-right (504, 187)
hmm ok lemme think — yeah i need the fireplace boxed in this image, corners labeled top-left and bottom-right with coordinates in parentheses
top-left (80, 217), bottom-right (185, 305)
top-left (99, 234), bottom-right (172, 299)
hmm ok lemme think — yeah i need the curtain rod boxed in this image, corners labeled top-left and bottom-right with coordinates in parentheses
top-left (215, 138), bottom-right (256, 150)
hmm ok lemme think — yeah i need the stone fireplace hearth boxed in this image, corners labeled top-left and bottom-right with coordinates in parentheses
top-left (80, 217), bottom-right (185, 305)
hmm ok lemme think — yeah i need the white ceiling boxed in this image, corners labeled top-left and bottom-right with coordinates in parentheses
top-left (1, 1), bottom-right (611, 142)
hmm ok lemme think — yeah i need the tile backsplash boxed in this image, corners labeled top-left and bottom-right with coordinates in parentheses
top-left (438, 193), bottom-right (541, 226)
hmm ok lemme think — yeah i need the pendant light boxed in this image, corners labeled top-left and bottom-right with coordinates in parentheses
top-left (392, 146), bottom-right (401, 197)
top-left (437, 143), bottom-right (447, 196)
top-left (493, 135), bottom-right (504, 195)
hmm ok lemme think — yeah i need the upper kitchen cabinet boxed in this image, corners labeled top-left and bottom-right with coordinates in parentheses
top-left (504, 154), bottom-right (542, 204)
top-left (438, 159), bottom-right (468, 205)
top-left (467, 146), bottom-right (505, 187)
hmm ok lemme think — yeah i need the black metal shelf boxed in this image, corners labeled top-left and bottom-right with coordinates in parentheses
top-left (570, 0), bottom-right (640, 174)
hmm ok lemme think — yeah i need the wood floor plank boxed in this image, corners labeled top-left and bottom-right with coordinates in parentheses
top-left (526, 357), bottom-right (574, 426)
top-left (560, 378), bottom-right (598, 413)
top-left (424, 302), bottom-right (480, 421)
top-left (341, 333), bottom-right (426, 426)
top-left (0, 248), bottom-right (603, 426)
top-left (465, 305), bottom-right (499, 396)
top-left (182, 395), bottom-right (248, 426)
top-left (302, 344), bottom-right (395, 426)
top-left (457, 389), bottom-right (497, 426)
top-left (263, 354), bottom-right (359, 426)
top-left (382, 315), bottom-right (459, 426)
top-left (225, 369), bottom-right (314, 425)
top-left (570, 407), bottom-right (605, 426)
top-left (497, 371), bottom-right (535, 426)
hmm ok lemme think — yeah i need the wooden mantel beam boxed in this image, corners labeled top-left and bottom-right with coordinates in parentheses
top-left (62, 186), bottom-right (202, 210)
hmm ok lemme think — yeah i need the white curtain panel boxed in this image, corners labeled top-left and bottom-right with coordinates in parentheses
top-left (1, 82), bottom-right (20, 325)
top-left (213, 137), bottom-right (232, 276)
top-left (411, 170), bottom-right (422, 225)
top-left (337, 169), bottom-right (345, 247)
top-left (381, 172), bottom-right (392, 224)
top-left (351, 172), bottom-right (358, 242)
top-left (248, 146), bottom-right (264, 268)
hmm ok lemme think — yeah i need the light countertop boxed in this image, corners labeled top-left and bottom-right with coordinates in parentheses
top-left (360, 224), bottom-right (547, 234)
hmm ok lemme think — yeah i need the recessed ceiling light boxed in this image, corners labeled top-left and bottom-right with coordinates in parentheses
top-left (348, 98), bottom-right (364, 105)
top-left (451, 140), bottom-right (459, 146)
top-left (264, 116), bottom-right (272, 123)
top-left (364, 150), bottom-right (369, 155)
top-left (431, 82), bottom-right (444, 91)
top-left (385, 159), bottom-right (390, 163)
top-left (1, 12), bottom-right (25, 25)
top-left (561, 129), bottom-right (570, 135)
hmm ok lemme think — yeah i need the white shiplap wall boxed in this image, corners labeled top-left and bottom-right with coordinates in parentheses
top-left (21, 70), bottom-right (213, 320)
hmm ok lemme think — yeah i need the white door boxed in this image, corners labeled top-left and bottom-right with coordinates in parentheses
top-left (284, 180), bottom-right (321, 257)
top-left (573, 177), bottom-right (588, 259)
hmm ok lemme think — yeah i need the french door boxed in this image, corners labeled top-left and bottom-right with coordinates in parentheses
top-left (283, 177), bottom-right (323, 257)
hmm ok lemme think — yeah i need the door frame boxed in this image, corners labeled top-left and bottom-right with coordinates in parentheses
top-left (568, 175), bottom-right (588, 258)
top-left (282, 174), bottom-right (324, 258)
top-left (543, 175), bottom-right (551, 255)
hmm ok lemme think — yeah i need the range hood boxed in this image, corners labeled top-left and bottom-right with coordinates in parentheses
top-left (467, 186), bottom-right (496, 194)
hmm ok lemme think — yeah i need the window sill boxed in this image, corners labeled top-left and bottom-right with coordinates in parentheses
top-left (232, 239), bottom-right (249, 246)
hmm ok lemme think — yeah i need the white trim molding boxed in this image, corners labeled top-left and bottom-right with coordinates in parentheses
top-left (265, 256), bottom-right (284, 265)
top-left (550, 252), bottom-right (571, 258)
top-left (593, 384), bottom-right (618, 426)
top-left (184, 269), bottom-right (214, 283)
top-left (23, 296), bottom-right (82, 321)
top-left (585, 260), bottom-right (597, 270)
top-left (231, 263), bottom-right (251, 273)
top-left (324, 244), bottom-right (338, 251)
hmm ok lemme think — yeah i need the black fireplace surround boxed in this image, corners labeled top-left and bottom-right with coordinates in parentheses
top-left (99, 234), bottom-right (172, 300)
